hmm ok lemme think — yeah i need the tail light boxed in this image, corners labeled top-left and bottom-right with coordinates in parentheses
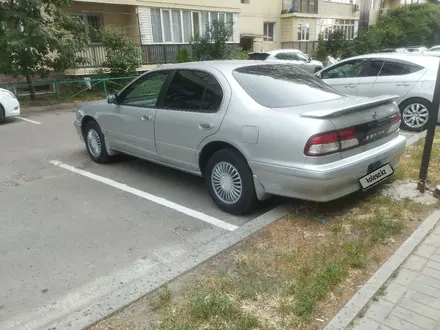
top-left (304, 126), bottom-right (359, 156)
top-left (387, 113), bottom-right (401, 134)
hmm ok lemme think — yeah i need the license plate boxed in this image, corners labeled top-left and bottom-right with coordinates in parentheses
top-left (359, 163), bottom-right (394, 190)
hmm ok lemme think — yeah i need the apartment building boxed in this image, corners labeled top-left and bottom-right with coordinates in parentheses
top-left (240, 0), bottom-right (360, 54)
top-left (66, 0), bottom-right (359, 73)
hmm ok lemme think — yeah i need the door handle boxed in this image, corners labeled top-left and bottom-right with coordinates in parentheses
top-left (344, 84), bottom-right (356, 88)
top-left (141, 114), bottom-right (153, 121)
top-left (199, 122), bottom-right (214, 129)
top-left (396, 83), bottom-right (410, 86)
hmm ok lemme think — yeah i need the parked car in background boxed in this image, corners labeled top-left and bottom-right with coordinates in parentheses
top-left (378, 48), bottom-right (408, 53)
top-left (75, 61), bottom-right (405, 215)
top-left (248, 49), bottom-right (324, 74)
top-left (315, 53), bottom-right (440, 131)
top-left (406, 46), bottom-right (428, 54)
top-left (0, 88), bottom-right (20, 122)
top-left (429, 45), bottom-right (440, 52)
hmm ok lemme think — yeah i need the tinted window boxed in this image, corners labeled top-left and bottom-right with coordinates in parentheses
top-left (365, 60), bottom-right (384, 77)
top-left (233, 64), bottom-right (342, 108)
top-left (164, 70), bottom-right (223, 112)
top-left (379, 61), bottom-right (424, 76)
top-left (275, 53), bottom-right (299, 60)
top-left (248, 53), bottom-right (270, 60)
top-left (119, 71), bottom-right (168, 108)
top-left (321, 59), bottom-right (367, 79)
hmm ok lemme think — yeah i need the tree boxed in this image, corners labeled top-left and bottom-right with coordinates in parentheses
top-left (191, 19), bottom-right (233, 61)
top-left (0, 0), bottom-right (89, 99)
top-left (175, 48), bottom-right (191, 63)
top-left (340, 3), bottom-right (440, 58)
top-left (101, 28), bottom-right (142, 76)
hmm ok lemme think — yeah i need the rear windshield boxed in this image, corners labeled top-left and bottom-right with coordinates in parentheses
top-left (232, 64), bottom-right (343, 108)
top-left (248, 53), bottom-right (270, 60)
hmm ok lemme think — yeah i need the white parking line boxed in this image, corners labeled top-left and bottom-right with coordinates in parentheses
top-left (49, 160), bottom-right (238, 231)
top-left (16, 116), bottom-right (41, 125)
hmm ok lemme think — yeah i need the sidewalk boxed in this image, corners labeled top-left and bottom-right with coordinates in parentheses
top-left (351, 219), bottom-right (440, 330)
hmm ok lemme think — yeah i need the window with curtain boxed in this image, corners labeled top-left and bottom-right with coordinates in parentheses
top-left (162, 10), bottom-right (172, 42)
top-left (182, 11), bottom-right (192, 42)
top-left (149, 8), bottom-right (237, 44)
top-left (172, 10), bottom-right (182, 42)
top-left (263, 22), bottom-right (275, 42)
top-left (298, 24), bottom-right (309, 41)
top-left (151, 8), bottom-right (163, 43)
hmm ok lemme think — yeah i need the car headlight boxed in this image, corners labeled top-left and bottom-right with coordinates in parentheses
top-left (76, 109), bottom-right (84, 121)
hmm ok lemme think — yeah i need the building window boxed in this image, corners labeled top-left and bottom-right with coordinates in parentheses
top-left (263, 22), bottom-right (275, 42)
top-left (291, 0), bottom-right (318, 14)
top-left (298, 24), bottom-right (310, 41)
top-left (318, 19), bottom-right (357, 40)
top-left (74, 13), bottom-right (104, 43)
top-left (151, 8), bottom-right (236, 43)
top-left (324, 0), bottom-right (354, 3)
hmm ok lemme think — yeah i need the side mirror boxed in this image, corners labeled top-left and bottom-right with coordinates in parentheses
top-left (107, 94), bottom-right (117, 104)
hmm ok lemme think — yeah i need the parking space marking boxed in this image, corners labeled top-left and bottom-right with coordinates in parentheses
top-left (16, 116), bottom-right (41, 125)
top-left (49, 160), bottom-right (239, 231)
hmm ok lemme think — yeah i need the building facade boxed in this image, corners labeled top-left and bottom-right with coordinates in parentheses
top-left (66, 0), bottom-right (360, 73)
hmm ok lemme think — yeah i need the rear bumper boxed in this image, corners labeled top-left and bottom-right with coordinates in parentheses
top-left (250, 135), bottom-right (407, 202)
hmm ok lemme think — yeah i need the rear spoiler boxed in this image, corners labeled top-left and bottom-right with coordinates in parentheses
top-left (300, 95), bottom-right (399, 119)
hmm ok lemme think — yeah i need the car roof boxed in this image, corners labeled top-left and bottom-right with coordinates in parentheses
top-left (149, 60), bottom-right (283, 72)
top-left (338, 52), bottom-right (439, 69)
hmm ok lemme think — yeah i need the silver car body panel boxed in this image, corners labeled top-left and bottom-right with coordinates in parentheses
top-left (316, 53), bottom-right (440, 122)
top-left (75, 60), bottom-right (406, 203)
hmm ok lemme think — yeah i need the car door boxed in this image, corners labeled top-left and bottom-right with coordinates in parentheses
top-left (369, 59), bottom-right (426, 103)
top-left (356, 59), bottom-right (384, 97)
top-left (319, 59), bottom-right (369, 96)
top-left (154, 69), bottom-right (228, 172)
top-left (102, 70), bottom-right (170, 160)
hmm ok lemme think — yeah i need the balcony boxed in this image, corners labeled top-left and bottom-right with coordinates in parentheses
top-left (281, 0), bottom-right (318, 14)
top-left (75, 43), bottom-right (240, 69)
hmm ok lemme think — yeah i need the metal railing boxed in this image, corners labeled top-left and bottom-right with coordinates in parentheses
top-left (282, 41), bottom-right (318, 55)
top-left (0, 75), bottom-right (138, 107)
top-left (76, 43), bottom-right (241, 68)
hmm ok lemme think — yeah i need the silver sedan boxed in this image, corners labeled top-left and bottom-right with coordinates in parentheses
top-left (74, 61), bottom-right (406, 215)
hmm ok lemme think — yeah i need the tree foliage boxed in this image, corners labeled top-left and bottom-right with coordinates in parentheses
top-left (317, 3), bottom-right (440, 59)
top-left (175, 48), bottom-right (191, 63)
top-left (191, 19), bottom-right (233, 61)
top-left (101, 28), bottom-right (142, 76)
top-left (0, 0), bottom-right (89, 98)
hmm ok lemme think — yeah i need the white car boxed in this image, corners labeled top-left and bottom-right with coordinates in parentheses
top-left (429, 45), bottom-right (440, 52)
top-left (248, 49), bottom-right (324, 74)
top-left (315, 53), bottom-right (440, 132)
top-left (0, 88), bottom-right (20, 121)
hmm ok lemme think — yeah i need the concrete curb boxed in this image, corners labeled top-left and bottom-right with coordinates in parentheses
top-left (37, 205), bottom-right (289, 330)
top-left (324, 210), bottom-right (440, 330)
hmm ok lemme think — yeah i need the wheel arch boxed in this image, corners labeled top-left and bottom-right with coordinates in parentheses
top-left (80, 115), bottom-right (97, 139)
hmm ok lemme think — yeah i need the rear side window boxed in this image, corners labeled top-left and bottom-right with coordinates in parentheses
top-left (163, 70), bottom-right (223, 112)
top-left (379, 61), bottom-right (424, 76)
top-left (233, 64), bottom-right (342, 108)
top-left (248, 53), bottom-right (270, 60)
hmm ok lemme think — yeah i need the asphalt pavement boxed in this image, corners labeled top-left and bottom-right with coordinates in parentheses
top-left (0, 111), bottom-right (422, 330)
top-left (0, 111), bottom-right (277, 330)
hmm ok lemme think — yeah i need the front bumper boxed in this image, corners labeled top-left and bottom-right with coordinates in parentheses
top-left (250, 135), bottom-right (407, 202)
top-left (74, 119), bottom-right (84, 142)
top-left (4, 99), bottom-right (20, 118)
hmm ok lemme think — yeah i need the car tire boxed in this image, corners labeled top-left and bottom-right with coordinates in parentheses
top-left (205, 149), bottom-right (258, 215)
top-left (0, 105), bottom-right (5, 122)
top-left (399, 98), bottom-right (432, 132)
top-left (84, 120), bottom-right (111, 164)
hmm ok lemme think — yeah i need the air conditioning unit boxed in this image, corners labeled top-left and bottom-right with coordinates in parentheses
top-left (352, 4), bottom-right (359, 12)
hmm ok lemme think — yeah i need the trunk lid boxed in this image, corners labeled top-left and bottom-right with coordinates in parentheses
top-left (299, 94), bottom-right (401, 158)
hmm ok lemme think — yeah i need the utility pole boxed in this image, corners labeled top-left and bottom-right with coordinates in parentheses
top-left (417, 60), bottom-right (440, 193)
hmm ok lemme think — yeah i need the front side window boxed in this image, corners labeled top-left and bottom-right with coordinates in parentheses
top-left (118, 72), bottom-right (169, 108)
top-left (233, 64), bottom-right (342, 108)
top-left (164, 70), bottom-right (223, 112)
top-left (321, 59), bottom-right (367, 79)
top-left (365, 60), bottom-right (384, 77)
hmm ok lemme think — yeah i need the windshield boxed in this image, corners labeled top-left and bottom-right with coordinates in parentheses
top-left (232, 64), bottom-right (343, 108)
